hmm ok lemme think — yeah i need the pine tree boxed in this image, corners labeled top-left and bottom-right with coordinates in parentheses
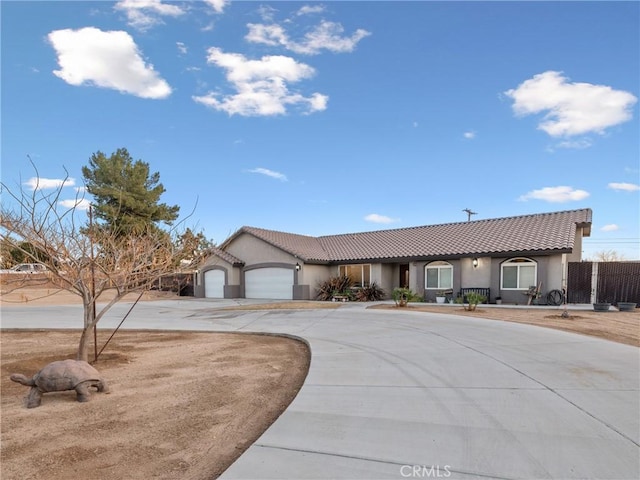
top-left (82, 148), bottom-right (179, 235)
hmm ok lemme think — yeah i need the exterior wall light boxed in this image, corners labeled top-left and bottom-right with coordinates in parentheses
top-left (295, 262), bottom-right (301, 271)
top-left (472, 258), bottom-right (479, 268)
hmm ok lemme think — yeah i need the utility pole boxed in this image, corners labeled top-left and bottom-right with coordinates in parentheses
top-left (463, 208), bottom-right (477, 222)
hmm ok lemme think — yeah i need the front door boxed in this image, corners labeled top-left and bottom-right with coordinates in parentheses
top-left (399, 264), bottom-right (410, 288)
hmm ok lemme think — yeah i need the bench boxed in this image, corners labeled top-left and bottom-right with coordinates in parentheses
top-left (459, 288), bottom-right (490, 303)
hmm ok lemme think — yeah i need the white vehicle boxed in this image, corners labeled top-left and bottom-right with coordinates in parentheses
top-left (0, 263), bottom-right (48, 274)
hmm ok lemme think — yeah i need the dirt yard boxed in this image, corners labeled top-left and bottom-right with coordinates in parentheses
top-left (370, 303), bottom-right (639, 347)
top-left (1, 289), bottom-right (310, 480)
top-left (1, 287), bottom-right (638, 480)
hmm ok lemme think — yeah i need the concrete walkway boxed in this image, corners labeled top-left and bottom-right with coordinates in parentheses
top-left (2, 299), bottom-right (639, 479)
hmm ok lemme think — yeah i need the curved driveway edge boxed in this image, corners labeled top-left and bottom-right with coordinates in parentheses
top-left (2, 299), bottom-right (639, 479)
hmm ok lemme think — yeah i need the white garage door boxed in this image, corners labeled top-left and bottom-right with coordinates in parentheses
top-left (245, 268), bottom-right (293, 299)
top-left (204, 269), bottom-right (225, 298)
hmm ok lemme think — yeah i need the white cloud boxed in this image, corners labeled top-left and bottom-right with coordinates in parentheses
top-left (256, 5), bottom-right (278, 23)
top-left (463, 131), bottom-right (476, 139)
top-left (297, 5), bottom-right (325, 16)
top-left (48, 27), bottom-right (172, 99)
top-left (600, 224), bottom-right (619, 232)
top-left (518, 186), bottom-right (590, 203)
top-left (246, 20), bottom-right (371, 55)
top-left (248, 168), bottom-right (288, 182)
top-left (24, 177), bottom-right (75, 191)
top-left (505, 71), bottom-right (637, 137)
top-left (59, 198), bottom-right (91, 211)
top-left (177, 42), bottom-right (187, 55)
top-left (364, 214), bottom-right (400, 224)
top-left (549, 138), bottom-right (593, 151)
top-left (203, 0), bottom-right (228, 14)
top-left (114, 0), bottom-right (185, 31)
top-left (192, 48), bottom-right (328, 116)
top-left (608, 182), bottom-right (640, 192)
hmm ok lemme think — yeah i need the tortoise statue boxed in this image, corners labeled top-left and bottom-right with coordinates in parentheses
top-left (10, 359), bottom-right (110, 408)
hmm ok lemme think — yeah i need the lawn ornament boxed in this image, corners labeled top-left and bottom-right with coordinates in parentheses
top-left (10, 359), bottom-right (109, 408)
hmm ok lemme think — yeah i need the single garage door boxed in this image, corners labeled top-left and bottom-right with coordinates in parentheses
top-left (245, 268), bottom-right (293, 299)
top-left (204, 269), bottom-right (225, 298)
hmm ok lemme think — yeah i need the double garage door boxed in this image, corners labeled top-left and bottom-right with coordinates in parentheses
top-left (204, 267), bottom-right (293, 299)
top-left (245, 268), bottom-right (293, 300)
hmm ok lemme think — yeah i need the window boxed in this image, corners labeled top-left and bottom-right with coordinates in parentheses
top-left (425, 261), bottom-right (453, 289)
top-left (339, 264), bottom-right (371, 287)
top-left (501, 258), bottom-right (537, 289)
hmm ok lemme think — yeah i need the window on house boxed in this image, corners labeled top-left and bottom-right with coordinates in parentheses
top-left (501, 258), bottom-right (537, 289)
top-left (425, 261), bottom-right (453, 289)
top-left (339, 264), bottom-right (371, 287)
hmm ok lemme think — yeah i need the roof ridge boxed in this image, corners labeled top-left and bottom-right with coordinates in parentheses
top-left (243, 226), bottom-right (317, 239)
top-left (318, 208), bottom-right (592, 239)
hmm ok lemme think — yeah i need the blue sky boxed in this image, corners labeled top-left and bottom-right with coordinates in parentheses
top-left (2, 1), bottom-right (639, 259)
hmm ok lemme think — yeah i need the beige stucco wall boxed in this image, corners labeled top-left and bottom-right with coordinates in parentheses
top-left (542, 253), bottom-right (565, 291)
top-left (377, 264), bottom-right (395, 299)
top-left (226, 234), bottom-right (298, 266)
top-left (461, 257), bottom-right (491, 287)
top-left (195, 255), bottom-right (241, 297)
top-left (198, 256), bottom-right (239, 284)
top-left (566, 226), bottom-right (585, 263)
top-left (301, 264), bottom-right (332, 298)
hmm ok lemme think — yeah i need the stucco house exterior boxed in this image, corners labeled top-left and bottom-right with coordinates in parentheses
top-left (194, 208), bottom-right (592, 304)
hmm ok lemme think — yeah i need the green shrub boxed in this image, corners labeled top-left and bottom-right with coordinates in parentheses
top-left (392, 287), bottom-right (412, 307)
top-left (464, 292), bottom-right (486, 311)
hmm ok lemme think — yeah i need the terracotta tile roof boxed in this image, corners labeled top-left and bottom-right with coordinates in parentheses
top-left (206, 246), bottom-right (244, 266)
top-left (238, 227), bottom-right (331, 263)
top-left (226, 208), bottom-right (592, 263)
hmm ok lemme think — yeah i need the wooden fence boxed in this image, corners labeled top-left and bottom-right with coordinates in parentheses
top-left (568, 261), bottom-right (640, 305)
top-left (152, 273), bottom-right (195, 296)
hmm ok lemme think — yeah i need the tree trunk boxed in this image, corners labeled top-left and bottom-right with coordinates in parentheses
top-left (77, 328), bottom-right (91, 362)
top-left (78, 295), bottom-right (95, 362)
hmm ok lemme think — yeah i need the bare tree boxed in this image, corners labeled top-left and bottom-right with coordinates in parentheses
top-left (589, 250), bottom-right (628, 262)
top-left (1, 165), bottom-right (190, 362)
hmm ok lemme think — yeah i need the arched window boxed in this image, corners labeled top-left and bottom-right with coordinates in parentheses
top-left (425, 261), bottom-right (453, 290)
top-left (501, 258), bottom-right (537, 290)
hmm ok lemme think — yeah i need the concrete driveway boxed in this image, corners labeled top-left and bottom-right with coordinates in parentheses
top-left (2, 299), bottom-right (639, 479)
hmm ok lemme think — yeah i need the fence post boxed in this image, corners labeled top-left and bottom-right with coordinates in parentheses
top-left (590, 262), bottom-right (599, 304)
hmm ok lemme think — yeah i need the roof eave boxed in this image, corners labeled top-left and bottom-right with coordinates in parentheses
top-left (328, 248), bottom-right (574, 264)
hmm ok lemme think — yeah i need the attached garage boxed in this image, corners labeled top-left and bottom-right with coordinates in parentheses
top-left (245, 267), bottom-right (293, 299)
top-left (204, 269), bottom-right (225, 298)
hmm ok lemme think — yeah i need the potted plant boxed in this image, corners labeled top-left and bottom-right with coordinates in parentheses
top-left (495, 296), bottom-right (502, 305)
top-left (617, 301), bottom-right (637, 312)
top-left (593, 301), bottom-right (611, 312)
top-left (435, 290), bottom-right (447, 304)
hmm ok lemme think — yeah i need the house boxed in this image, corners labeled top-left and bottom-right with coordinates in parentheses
top-left (194, 208), bottom-right (592, 304)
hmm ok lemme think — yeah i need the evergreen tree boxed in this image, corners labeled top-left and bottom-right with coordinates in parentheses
top-left (82, 148), bottom-right (179, 235)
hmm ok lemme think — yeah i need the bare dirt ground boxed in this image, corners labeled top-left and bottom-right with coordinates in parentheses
top-left (1, 287), bottom-right (638, 480)
top-left (1, 288), bottom-right (310, 480)
top-left (370, 303), bottom-right (640, 347)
